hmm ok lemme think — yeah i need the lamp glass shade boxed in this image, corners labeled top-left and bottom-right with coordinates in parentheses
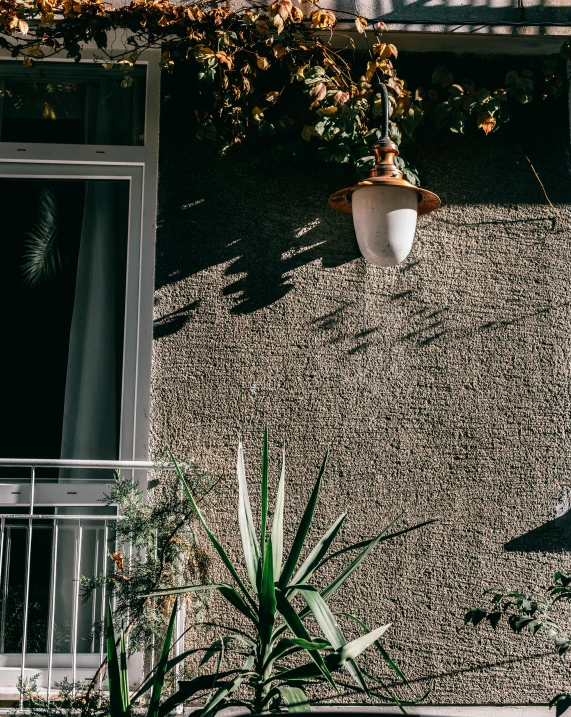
top-left (352, 185), bottom-right (418, 267)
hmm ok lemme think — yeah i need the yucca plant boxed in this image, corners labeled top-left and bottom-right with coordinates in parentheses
top-left (105, 599), bottom-right (179, 717)
top-left (146, 432), bottom-right (434, 716)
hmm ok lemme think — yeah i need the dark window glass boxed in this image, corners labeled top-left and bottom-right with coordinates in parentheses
top-left (0, 177), bottom-right (129, 476)
top-left (0, 62), bottom-right (146, 145)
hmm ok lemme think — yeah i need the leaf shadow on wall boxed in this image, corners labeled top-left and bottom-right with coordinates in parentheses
top-left (155, 137), bottom-right (361, 315)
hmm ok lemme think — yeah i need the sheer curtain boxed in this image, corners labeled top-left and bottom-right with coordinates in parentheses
top-left (59, 76), bottom-right (137, 478)
top-left (55, 75), bottom-right (137, 653)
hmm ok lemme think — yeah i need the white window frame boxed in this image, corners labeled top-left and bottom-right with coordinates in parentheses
top-left (0, 49), bottom-right (161, 504)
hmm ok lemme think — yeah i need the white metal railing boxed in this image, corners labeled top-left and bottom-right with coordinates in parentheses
top-left (0, 459), bottom-right (154, 708)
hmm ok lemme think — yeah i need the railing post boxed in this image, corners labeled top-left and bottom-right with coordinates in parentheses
top-left (47, 518), bottom-right (59, 705)
top-left (72, 519), bottom-right (82, 698)
top-left (20, 466), bottom-right (35, 710)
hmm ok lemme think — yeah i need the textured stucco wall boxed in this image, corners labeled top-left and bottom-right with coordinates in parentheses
top-left (151, 58), bottom-right (571, 704)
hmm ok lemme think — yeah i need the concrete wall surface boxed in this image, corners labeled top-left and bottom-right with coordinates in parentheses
top-left (151, 56), bottom-right (571, 705)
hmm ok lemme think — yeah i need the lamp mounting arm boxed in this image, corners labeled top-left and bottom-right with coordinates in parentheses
top-left (369, 81), bottom-right (402, 181)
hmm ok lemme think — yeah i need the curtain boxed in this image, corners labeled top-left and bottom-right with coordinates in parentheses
top-left (55, 76), bottom-right (136, 654)
top-left (58, 76), bottom-right (135, 479)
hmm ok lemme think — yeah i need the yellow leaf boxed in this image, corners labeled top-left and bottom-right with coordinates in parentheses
top-left (266, 90), bottom-right (280, 103)
top-left (18, 19), bottom-right (29, 35)
top-left (194, 45), bottom-right (215, 62)
top-left (355, 16), bottom-right (367, 33)
top-left (310, 9), bottom-right (336, 28)
top-left (252, 106), bottom-right (264, 121)
top-left (257, 56), bottom-right (270, 70)
top-left (301, 124), bottom-right (315, 141)
top-left (317, 105), bottom-right (338, 115)
top-left (291, 6), bottom-right (303, 22)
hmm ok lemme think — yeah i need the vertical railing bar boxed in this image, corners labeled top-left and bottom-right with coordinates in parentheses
top-left (91, 528), bottom-right (100, 654)
top-left (20, 466), bottom-right (35, 710)
top-left (0, 517), bottom-right (5, 655)
top-left (72, 519), bottom-right (82, 699)
top-left (47, 518), bottom-right (59, 706)
top-left (98, 520), bottom-right (109, 702)
top-left (0, 527), bottom-right (11, 654)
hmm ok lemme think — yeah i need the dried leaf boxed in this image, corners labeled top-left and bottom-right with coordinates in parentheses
top-left (313, 82), bottom-right (327, 101)
top-left (355, 16), bottom-right (367, 33)
top-left (216, 51), bottom-right (233, 68)
top-left (257, 56), bottom-right (270, 70)
top-left (112, 552), bottom-right (124, 571)
top-left (478, 110), bottom-right (496, 135)
top-left (273, 43), bottom-right (288, 58)
top-left (310, 9), bottom-right (336, 28)
top-left (266, 90), bottom-right (280, 103)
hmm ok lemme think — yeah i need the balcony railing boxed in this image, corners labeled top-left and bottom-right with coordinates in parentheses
top-left (0, 459), bottom-right (156, 708)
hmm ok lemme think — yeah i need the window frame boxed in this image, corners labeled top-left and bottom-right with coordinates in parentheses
top-left (0, 49), bottom-right (161, 503)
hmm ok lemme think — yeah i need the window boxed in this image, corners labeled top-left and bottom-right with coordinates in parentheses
top-left (0, 52), bottom-right (159, 697)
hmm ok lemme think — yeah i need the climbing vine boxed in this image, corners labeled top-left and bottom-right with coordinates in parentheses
top-left (0, 0), bottom-right (569, 181)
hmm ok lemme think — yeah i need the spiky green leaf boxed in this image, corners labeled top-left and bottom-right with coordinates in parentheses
top-left (237, 440), bottom-right (261, 592)
top-left (290, 513), bottom-right (346, 587)
top-left (261, 426), bottom-right (269, 555)
top-left (279, 451), bottom-right (327, 588)
top-left (298, 587), bottom-right (368, 694)
top-left (271, 445), bottom-right (286, 577)
top-left (172, 454), bottom-right (256, 608)
top-left (278, 685), bottom-right (311, 713)
top-left (147, 598), bottom-right (178, 717)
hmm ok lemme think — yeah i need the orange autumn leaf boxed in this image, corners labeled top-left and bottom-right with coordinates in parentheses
top-left (112, 552), bottom-right (124, 570)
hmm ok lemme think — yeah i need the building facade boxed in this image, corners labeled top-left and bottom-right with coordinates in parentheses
top-left (0, 4), bottom-right (570, 710)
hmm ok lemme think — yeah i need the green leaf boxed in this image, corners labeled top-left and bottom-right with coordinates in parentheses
top-left (271, 445), bottom-right (286, 578)
top-left (142, 583), bottom-right (258, 626)
top-left (201, 656), bottom-right (256, 717)
top-left (335, 611), bottom-right (408, 688)
top-left (550, 694), bottom-right (571, 717)
top-left (172, 453), bottom-right (256, 608)
top-left (338, 623), bottom-right (391, 662)
top-left (157, 671), bottom-right (249, 717)
top-left (147, 598), bottom-right (177, 717)
top-left (106, 604), bottom-right (127, 717)
top-left (237, 440), bottom-right (261, 593)
top-left (279, 451), bottom-right (328, 587)
top-left (322, 518), bottom-right (436, 568)
top-left (119, 626), bottom-right (130, 715)
top-left (278, 685), bottom-right (311, 713)
top-left (298, 587), bottom-right (368, 694)
top-left (261, 426), bottom-right (269, 556)
top-left (275, 587), bottom-right (336, 688)
top-left (260, 536), bottom-right (277, 644)
top-left (290, 513), bottom-right (346, 586)
top-left (265, 637), bottom-right (330, 669)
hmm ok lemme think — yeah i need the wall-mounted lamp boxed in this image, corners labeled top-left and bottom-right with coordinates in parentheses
top-left (328, 83), bottom-right (440, 267)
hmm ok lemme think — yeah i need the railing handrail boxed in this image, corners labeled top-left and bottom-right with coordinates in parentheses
top-left (0, 459), bottom-right (155, 469)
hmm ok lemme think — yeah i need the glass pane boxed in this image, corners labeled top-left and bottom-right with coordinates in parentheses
top-left (0, 520), bottom-right (113, 654)
top-left (0, 177), bottom-right (129, 474)
top-left (0, 61), bottom-right (146, 145)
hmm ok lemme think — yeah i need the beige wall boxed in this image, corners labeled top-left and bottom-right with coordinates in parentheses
top-left (151, 63), bottom-right (571, 704)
